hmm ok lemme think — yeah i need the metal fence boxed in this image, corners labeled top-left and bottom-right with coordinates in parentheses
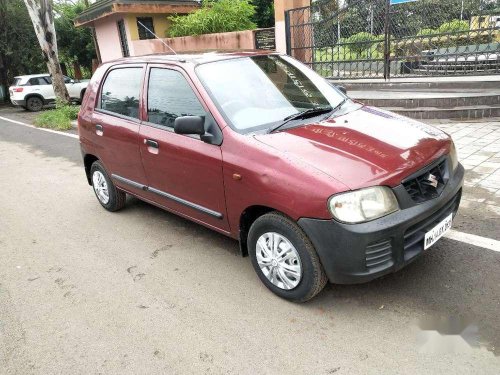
top-left (285, 0), bottom-right (500, 79)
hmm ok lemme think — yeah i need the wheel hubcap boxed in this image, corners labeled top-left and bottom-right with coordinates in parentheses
top-left (92, 171), bottom-right (110, 204)
top-left (256, 232), bottom-right (302, 290)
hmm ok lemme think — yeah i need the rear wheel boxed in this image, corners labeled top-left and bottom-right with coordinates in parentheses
top-left (90, 161), bottom-right (126, 212)
top-left (248, 212), bottom-right (327, 302)
top-left (26, 96), bottom-right (44, 112)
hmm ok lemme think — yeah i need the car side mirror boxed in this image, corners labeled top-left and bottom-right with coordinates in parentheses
top-left (174, 115), bottom-right (222, 145)
top-left (336, 85), bottom-right (347, 95)
top-left (329, 81), bottom-right (347, 95)
top-left (175, 115), bottom-right (206, 136)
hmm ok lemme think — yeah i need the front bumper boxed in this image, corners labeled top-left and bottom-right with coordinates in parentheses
top-left (298, 163), bottom-right (464, 284)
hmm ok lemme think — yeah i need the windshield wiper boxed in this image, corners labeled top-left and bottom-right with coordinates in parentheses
top-left (268, 106), bottom-right (333, 134)
top-left (325, 98), bottom-right (348, 120)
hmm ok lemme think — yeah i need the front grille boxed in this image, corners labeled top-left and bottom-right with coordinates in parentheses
top-left (403, 160), bottom-right (448, 203)
top-left (365, 239), bottom-right (393, 270)
top-left (403, 190), bottom-right (462, 261)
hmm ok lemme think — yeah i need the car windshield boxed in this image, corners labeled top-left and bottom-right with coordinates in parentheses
top-left (196, 55), bottom-right (346, 133)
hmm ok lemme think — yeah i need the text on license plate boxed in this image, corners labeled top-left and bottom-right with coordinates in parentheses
top-left (424, 213), bottom-right (452, 250)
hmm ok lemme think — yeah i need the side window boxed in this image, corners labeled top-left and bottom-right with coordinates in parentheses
top-left (29, 77), bottom-right (48, 86)
top-left (44, 76), bottom-right (52, 84)
top-left (63, 76), bottom-right (72, 83)
top-left (147, 68), bottom-right (205, 128)
top-left (100, 68), bottom-right (142, 119)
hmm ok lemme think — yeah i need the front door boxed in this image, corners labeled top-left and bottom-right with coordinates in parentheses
top-left (139, 65), bottom-right (229, 233)
top-left (92, 65), bottom-right (148, 193)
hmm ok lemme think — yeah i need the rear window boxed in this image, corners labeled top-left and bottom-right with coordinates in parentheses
top-left (100, 67), bottom-right (143, 119)
top-left (12, 78), bottom-right (22, 86)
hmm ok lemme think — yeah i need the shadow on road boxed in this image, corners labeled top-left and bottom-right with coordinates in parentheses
top-left (124, 195), bottom-right (500, 356)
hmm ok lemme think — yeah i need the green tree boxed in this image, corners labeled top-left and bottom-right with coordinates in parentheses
top-left (54, 0), bottom-right (96, 77)
top-left (251, 0), bottom-right (274, 28)
top-left (168, 0), bottom-right (257, 37)
top-left (346, 32), bottom-right (378, 56)
top-left (0, 0), bottom-right (45, 90)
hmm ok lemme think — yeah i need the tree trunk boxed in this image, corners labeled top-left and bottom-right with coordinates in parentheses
top-left (73, 62), bottom-right (83, 80)
top-left (23, 0), bottom-right (70, 104)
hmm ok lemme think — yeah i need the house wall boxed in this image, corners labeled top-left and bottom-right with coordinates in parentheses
top-left (125, 14), bottom-right (172, 40)
top-left (94, 14), bottom-right (132, 62)
top-left (274, 0), bottom-right (311, 54)
top-left (131, 29), bottom-right (260, 55)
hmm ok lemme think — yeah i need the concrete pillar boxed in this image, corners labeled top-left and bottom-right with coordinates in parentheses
top-left (274, 0), bottom-right (311, 54)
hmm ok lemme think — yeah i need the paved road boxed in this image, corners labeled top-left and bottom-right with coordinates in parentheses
top-left (1, 115), bottom-right (499, 374)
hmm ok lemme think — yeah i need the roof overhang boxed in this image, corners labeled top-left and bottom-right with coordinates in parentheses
top-left (74, 0), bottom-right (200, 27)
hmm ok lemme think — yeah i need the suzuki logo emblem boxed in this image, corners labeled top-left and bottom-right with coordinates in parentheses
top-left (426, 173), bottom-right (439, 188)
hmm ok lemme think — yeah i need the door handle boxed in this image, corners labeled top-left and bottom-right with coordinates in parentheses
top-left (145, 139), bottom-right (159, 149)
top-left (95, 124), bottom-right (103, 136)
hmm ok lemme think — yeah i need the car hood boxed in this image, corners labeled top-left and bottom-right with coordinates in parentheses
top-left (254, 105), bottom-right (451, 190)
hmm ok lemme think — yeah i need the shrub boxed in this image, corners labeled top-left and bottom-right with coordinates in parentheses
top-left (417, 28), bottom-right (437, 36)
top-left (437, 19), bottom-right (469, 34)
top-left (346, 32), bottom-right (378, 56)
top-left (168, 0), bottom-right (256, 37)
top-left (35, 104), bottom-right (79, 131)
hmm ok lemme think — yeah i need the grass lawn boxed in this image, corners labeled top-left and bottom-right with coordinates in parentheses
top-left (35, 105), bottom-right (80, 131)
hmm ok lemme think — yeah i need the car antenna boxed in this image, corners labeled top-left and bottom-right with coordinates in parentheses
top-left (137, 20), bottom-right (177, 55)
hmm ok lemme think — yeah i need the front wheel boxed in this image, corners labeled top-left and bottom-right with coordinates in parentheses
top-left (248, 212), bottom-right (327, 302)
top-left (90, 161), bottom-right (126, 212)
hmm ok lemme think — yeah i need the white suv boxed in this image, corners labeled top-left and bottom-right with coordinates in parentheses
top-left (9, 74), bottom-right (89, 111)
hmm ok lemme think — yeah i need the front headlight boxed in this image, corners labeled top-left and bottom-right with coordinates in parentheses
top-left (328, 186), bottom-right (399, 224)
top-left (449, 141), bottom-right (458, 171)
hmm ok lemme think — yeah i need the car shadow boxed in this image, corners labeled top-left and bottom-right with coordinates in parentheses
top-left (124, 196), bottom-right (240, 256)
top-left (123, 196), bottom-right (500, 356)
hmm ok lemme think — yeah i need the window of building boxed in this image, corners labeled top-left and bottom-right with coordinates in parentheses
top-left (100, 68), bottom-right (142, 119)
top-left (147, 68), bottom-right (205, 128)
top-left (117, 19), bottom-right (130, 57)
top-left (137, 17), bottom-right (155, 40)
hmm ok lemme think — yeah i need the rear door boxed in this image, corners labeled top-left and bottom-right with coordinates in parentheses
top-left (91, 65), bottom-right (148, 194)
top-left (27, 76), bottom-right (54, 100)
top-left (139, 64), bottom-right (229, 233)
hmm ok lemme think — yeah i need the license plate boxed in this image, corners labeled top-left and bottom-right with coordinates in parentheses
top-left (424, 213), bottom-right (452, 250)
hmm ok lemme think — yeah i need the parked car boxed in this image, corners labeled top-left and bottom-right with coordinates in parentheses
top-left (9, 74), bottom-right (89, 111)
top-left (78, 51), bottom-right (464, 302)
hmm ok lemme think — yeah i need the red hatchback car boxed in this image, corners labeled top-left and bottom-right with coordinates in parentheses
top-left (78, 51), bottom-right (464, 302)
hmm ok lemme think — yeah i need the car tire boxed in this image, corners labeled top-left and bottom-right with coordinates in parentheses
top-left (90, 161), bottom-right (126, 212)
top-left (248, 212), bottom-right (327, 302)
top-left (25, 96), bottom-right (44, 112)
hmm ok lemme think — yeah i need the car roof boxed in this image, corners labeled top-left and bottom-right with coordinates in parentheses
top-left (107, 50), bottom-right (280, 66)
top-left (14, 74), bottom-right (50, 80)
